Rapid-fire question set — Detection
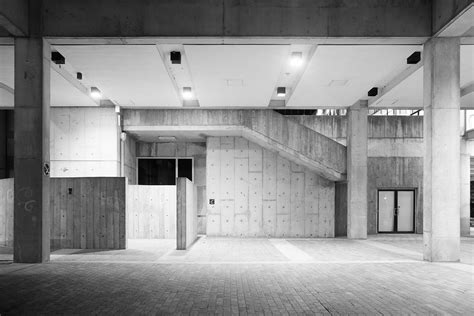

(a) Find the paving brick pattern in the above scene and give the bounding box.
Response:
[0,236,473,315]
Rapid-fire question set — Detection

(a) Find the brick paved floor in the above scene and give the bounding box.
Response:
[0,235,473,315]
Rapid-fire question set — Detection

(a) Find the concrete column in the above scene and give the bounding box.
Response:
[423,37,460,262]
[460,138,470,237]
[347,100,368,239]
[13,38,51,263]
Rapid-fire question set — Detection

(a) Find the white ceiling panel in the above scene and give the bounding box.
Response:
[287,45,421,108]
[377,45,474,108]
[184,45,288,107]
[50,70,98,107]
[0,46,14,88]
[56,45,181,107]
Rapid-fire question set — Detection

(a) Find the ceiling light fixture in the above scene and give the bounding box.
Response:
[170,51,181,64]
[182,87,193,100]
[90,87,102,99]
[76,72,83,80]
[277,87,286,97]
[407,51,421,64]
[51,51,65,65]
[290,52,303,67]
[368,87,378,97]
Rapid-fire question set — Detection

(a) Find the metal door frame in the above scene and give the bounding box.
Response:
[377,189,416,233]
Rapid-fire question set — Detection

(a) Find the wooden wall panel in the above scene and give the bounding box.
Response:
[50,177,126,250]
[0,178,13,247]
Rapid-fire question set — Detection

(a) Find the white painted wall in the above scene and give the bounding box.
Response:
[50,107,120,177]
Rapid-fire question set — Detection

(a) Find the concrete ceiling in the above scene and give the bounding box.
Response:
[0,43,473,109]
[287,45,421,108]
[377,45,474,108]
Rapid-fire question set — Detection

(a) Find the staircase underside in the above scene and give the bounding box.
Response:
[123,110,347,181]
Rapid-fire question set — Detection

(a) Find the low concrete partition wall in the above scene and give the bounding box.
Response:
[177,178,197,250]
[0,178,14,247]
[126,185,176,239]
[50,177,126,250]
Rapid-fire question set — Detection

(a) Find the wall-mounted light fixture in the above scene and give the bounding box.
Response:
[290,52,303,67]
[182,87,193,100]
[90,87,102,99]
[277,87,286,97]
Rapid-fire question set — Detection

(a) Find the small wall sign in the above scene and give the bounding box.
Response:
[209,199,215,205]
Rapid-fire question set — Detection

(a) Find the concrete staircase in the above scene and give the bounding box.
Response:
[123,109,347,181]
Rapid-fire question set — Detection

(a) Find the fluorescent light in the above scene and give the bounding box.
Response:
[90,87,102,99]
[277,87,286,97]
[290,52,303,67]
[182,87,193,100]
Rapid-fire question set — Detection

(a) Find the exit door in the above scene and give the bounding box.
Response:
[378,190,415,233]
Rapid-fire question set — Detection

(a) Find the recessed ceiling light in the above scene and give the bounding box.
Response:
[328,80,349,87]
[368,87,378,97]
[290,52,303,67]
[277,87,286,97]
[158,136,176,141]
[51,51,65,65]
[182,87,193,100]
[90,87,102,99]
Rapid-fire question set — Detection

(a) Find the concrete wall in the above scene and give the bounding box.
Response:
[177,178,198,250]
[39,0,432,38]
[207,136,334,238]
[137,142,207,234]
[123,134,137,184]
[291,115,424,234]
[0,178,13,247]
[50,107,120,178]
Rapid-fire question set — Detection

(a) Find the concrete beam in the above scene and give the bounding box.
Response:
[461,82,474,97]
[368,61,423,107]
[0,0,28,36]
[38,0,431,38]
[433,0,473,36]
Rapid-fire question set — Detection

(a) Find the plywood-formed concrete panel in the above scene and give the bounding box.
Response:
[206,214,221,236]
[319,178,335,237]
[234,214,249,237]
[235,137,249,158]
[220,200,235,236]
[207,137,220,214]
[249,142,263,172]
[305,214,319,237]
[263,149,277,200]
[220,144,235,200]
[263,200,276,236]
[235,158,249,214]
[290,172,305,237]
[248,171,263,236]
[275,214,290,237]
[277,156,291,215]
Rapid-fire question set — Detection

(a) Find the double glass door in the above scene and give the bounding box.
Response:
[378,190,415,233]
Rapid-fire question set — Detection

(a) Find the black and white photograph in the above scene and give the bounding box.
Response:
[0,0,473,314]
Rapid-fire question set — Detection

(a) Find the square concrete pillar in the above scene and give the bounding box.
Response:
[423,38,461,262]
[460,138,470,237]
[347,100,368,239]
[13,38,51,263]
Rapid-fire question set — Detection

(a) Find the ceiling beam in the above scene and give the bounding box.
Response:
[461,82,474,97]
[367,61,423,107]
[0,82,14,95]
[0,0,28,37]
[49,61,100,106]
